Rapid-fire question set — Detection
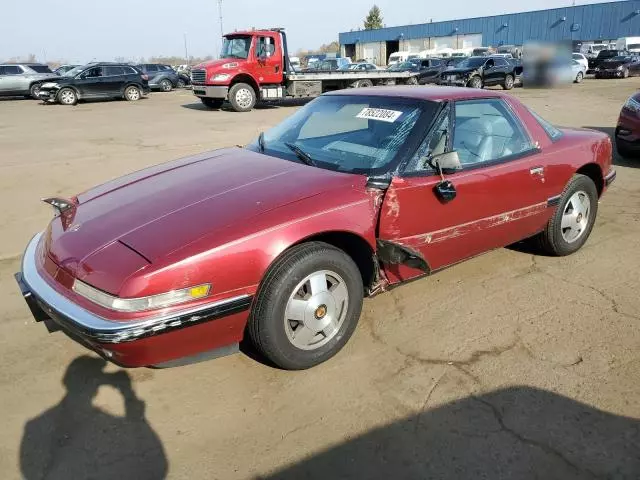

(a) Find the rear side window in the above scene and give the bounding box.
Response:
[123,66,139,75]
[528,109,563,141]
[494,58,509,67]
[146,65,158,72]
[104,66,125,76]
[3,65,23,75]
[28,65,53,73]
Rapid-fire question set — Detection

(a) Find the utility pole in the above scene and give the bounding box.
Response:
[183,33,189,65]
[218,0,224,38]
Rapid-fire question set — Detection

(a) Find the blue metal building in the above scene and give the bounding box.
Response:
[339,0,640,63]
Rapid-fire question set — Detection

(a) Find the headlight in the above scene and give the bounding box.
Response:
[210,73,231,82]
[595,67,600,71]
[73,280,211,312]
[617,65,624,71]
[623,96,640,113]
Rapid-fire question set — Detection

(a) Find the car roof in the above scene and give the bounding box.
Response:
[327,86,511,102]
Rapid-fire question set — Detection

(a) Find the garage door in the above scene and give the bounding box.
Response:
[459,34,483,48]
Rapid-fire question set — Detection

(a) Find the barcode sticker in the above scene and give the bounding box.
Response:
[356,107,403,123]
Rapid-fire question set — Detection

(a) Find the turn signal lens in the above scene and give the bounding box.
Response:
[72,281,212,312]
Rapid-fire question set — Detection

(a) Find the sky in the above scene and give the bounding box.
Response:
[2,0,620,63]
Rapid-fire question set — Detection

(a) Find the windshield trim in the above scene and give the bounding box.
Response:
[246,94,441,177]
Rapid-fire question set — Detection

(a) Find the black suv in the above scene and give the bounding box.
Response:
[38,63,150,105]
[135,64,180,92]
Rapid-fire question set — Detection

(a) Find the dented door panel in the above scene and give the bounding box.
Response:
[377,158,556,282]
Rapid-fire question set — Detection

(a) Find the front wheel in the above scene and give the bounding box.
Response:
[503,74,514,90]
[30,82,42,99]
[177,78,186,88]
[537,174,598,256]
[575,72,584,83]
[228,82,256,112]
[247,242,364,370]
[201,98,224,109]
[124,85,141,101]
[57,88,77,105]
[468,76,483,89]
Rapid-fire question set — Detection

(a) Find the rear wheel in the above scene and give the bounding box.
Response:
[30,82,43,99]
[177,78,186,88]
[247,242,364,370]
[537,174,598,256]
[503,74,514,90]
[57,88,77,105]
[160,79,172,92]
[124,85,141,101]
[357,79,374,88]
[228,82,256,112]
[201,98,224,109]
[406,76,418,85]
[468,76,483,89]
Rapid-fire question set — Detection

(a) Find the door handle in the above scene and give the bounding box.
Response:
[530,167,544,175]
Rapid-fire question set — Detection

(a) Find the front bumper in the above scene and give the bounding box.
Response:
[15,233,251,367]
[439,76,467,86]
[595,69,625,78]
[37,89,58,101]
[192,85,229,99]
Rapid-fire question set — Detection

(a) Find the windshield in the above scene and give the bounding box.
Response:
[629,44,640,50]
[28,65,52,73]
[249,95,436,175]
[220,36,252,59]
[456,57,487,69]
[63,65,90,77]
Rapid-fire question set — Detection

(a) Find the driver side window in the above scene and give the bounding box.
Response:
[404,107,450,174]
[84,67,103,78]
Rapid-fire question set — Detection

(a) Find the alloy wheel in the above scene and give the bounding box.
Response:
[561,190,591,243]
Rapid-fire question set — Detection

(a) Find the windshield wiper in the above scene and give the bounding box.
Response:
[258,132,265,152]
[284,142,316,167]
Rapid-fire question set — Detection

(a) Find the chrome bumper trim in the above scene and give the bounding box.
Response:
[604,168,616,187]
[20,232,251,343]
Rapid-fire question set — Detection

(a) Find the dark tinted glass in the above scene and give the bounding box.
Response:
[146,65,158,72]
[29,65,53,73]
[4,65,22,74]
[104,66,125,76]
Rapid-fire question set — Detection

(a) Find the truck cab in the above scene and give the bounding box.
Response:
[191,29,288,111]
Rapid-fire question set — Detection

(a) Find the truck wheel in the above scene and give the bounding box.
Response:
[201,98,223,109]
[468,76,482,89]
[357,79,374,88]
[406,77,418,85]
[247,242,364,370]
[503,74,514,90]
[536,174,598,256]
[228,83,256,112]
[160,79,172,92]
[30,82,43,99]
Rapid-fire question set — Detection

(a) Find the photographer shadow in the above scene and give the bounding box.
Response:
[20,356,168,480]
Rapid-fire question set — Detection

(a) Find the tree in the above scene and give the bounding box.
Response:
[364,5,383,30]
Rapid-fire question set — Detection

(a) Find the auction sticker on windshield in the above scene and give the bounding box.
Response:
[356,108,403,123]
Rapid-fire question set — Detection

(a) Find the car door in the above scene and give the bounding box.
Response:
[480,58,498,84]
[75,66,105,96]
[145,64,159,84]
[377,98,557,283]
[0,65,25,93]
[102,66,125,95]
[255,34,283,83]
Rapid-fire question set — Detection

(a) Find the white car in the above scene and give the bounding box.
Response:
[572,53,588,71]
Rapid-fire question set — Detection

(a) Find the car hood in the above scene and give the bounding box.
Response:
[44,148,365,291]
[40,76,77,87]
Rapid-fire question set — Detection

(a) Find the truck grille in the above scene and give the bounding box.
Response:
[191,69,206,84]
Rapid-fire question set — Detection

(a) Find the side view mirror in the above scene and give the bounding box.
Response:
[431,151,461,204]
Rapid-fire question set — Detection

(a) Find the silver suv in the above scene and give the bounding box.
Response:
[0,64,60,98]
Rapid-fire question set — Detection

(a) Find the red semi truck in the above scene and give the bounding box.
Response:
[190,28,420,112]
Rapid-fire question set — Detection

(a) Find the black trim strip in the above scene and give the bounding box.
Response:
[605,169,616,187]
[547,195,562,207]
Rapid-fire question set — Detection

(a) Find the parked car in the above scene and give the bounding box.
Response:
[135,64,180,92]
[588,49,625,73]
[37,63,150,105]
[571,60,587,83]
[304,58,352,72]
[615,92,640,157]
[54,64,81,76]
[439,56,521,89]
[386,59,444,84]
[571,53,588,71]
[594,55,640,78]
[0,63,59,98]
[338,62,379,71]
[15,86,615,370]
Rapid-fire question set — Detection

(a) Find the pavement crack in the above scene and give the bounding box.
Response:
[414,368,448,433]
[472,396,604,479]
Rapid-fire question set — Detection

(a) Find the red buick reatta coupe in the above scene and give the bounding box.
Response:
[16,87,615,370]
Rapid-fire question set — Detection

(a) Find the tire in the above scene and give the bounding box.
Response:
[57,87,77,105]
[575,72,584,83]
[503,74,514,90]
[406,76,418,85]
[537,174,598,256]
[201,98,224,109]
[160,79,172,92]
[247,242,364,370]
[30,82,42,99]
[623,68,629,78]
[228,82,256,112]
[124,85,141,101]
[177,78,186,88]
[357,79,374,88]
[468,76,483,89]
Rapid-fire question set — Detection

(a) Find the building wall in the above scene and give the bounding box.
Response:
[340,0,640,52]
